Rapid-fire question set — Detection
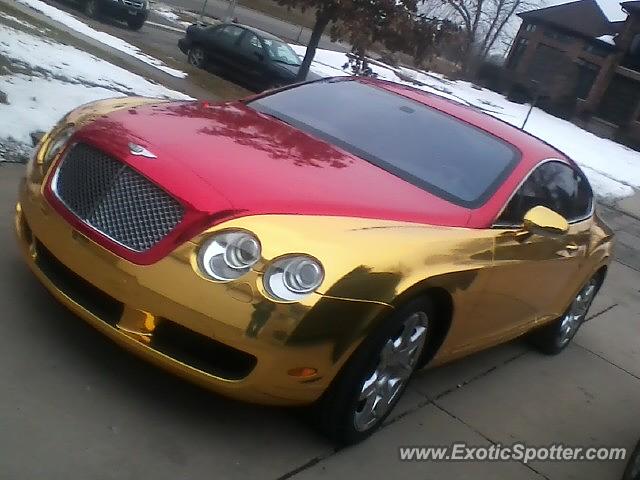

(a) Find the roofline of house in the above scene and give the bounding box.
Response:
[517,17,620,47]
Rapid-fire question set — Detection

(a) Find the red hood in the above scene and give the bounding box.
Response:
[76,101,471,230]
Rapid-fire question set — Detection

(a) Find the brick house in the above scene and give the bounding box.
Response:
[506,0,640,144]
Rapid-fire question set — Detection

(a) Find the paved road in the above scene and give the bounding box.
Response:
[1,161,639,479]
[3,0,249,101]
[9,0,344,99]
[157,0,348,51]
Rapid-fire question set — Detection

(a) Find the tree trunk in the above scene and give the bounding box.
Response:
[479,0,505,59]
[481,1,520,59]
[296,9,332,82]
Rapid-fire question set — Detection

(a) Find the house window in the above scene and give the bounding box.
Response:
[575,59,600,100]
[508,38,529,69]
[584,43,610,57]
[543,29,574,44]
[524,23,537,33]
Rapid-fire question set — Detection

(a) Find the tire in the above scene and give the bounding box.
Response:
[623,439,640,480]
[84,0,99,18]
[528,274,601,355]
[313,297,434,445]
[188,46,207,69]
[127,16,145,30]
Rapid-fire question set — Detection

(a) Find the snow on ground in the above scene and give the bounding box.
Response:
[153,3,193,28]
[0,22,190,159]
[14,0,187,78]
[294,45,638,200]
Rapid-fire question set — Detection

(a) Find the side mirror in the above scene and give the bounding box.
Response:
[522,206,569,235]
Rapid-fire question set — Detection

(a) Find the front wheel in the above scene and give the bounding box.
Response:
[528,275,601,355]
[127,16,145,30]
[313,298,433,445]
[84,0,99,18]
[188,46,207,69]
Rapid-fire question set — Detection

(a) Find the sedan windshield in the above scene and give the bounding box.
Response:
[263,39,301,66]
[247,80,519,207]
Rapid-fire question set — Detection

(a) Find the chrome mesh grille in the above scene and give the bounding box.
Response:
[123,0,144,8]
[53,143,184,252]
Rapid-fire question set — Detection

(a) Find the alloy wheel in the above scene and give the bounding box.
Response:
[353,311,429,432]
[558,278,598,346]
[188,48,206,68]
[85,0,97,18]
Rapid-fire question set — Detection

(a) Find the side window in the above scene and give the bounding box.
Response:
[239,33,263,56]
[217,26,244,46]
[497,161,593,226]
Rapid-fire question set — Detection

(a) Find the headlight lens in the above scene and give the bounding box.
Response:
[42,125,75,167]
[197,231,261,281]
[264,255,324,301]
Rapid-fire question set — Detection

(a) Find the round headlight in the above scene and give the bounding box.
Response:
[42,125,75,166]
[197,231,261,281]
[264,255,324,301]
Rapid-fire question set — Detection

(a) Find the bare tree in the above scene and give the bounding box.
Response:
[427,0,539,68]
[478,0,538,59]
[442,0,486,53]
[276,0,418,81]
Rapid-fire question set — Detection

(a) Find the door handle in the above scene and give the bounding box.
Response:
[557,243,581,257]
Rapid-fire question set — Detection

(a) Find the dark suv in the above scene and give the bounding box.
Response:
[81,0,148,30]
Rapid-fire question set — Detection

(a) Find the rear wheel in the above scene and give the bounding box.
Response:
[188,46,207,69]
[84,0,99,18]
[528,275,600,355]
[127,16,145,30]
[313,297,433,445]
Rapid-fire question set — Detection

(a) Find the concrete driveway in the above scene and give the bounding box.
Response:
[1,161,639,480]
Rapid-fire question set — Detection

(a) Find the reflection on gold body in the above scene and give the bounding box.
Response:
[15,98,613,406]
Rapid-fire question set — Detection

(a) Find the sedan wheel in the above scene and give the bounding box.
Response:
[557,278,598,347]
[354,312,428,431]
[529,275,601,355]
[84,0,98,18]
[188,47,206,68]
[313,298,433,445]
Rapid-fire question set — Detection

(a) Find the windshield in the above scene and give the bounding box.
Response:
[247,80,519,207]
[263,39,301,66]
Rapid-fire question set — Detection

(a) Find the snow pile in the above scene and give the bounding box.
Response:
[153,4,193,28]
[0,23,190,159]
[14,0,188,78]
[293,45,638,200]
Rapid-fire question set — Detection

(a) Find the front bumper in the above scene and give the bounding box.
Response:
[99,0,147,19]
[16,177,390,406]
[178,38,191,55]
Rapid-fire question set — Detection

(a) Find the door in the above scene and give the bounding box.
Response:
[236,32,269,87]
[475,160,594,345]
[207,24,245,71]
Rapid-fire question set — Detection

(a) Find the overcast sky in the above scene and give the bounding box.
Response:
[544,0,626,21]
